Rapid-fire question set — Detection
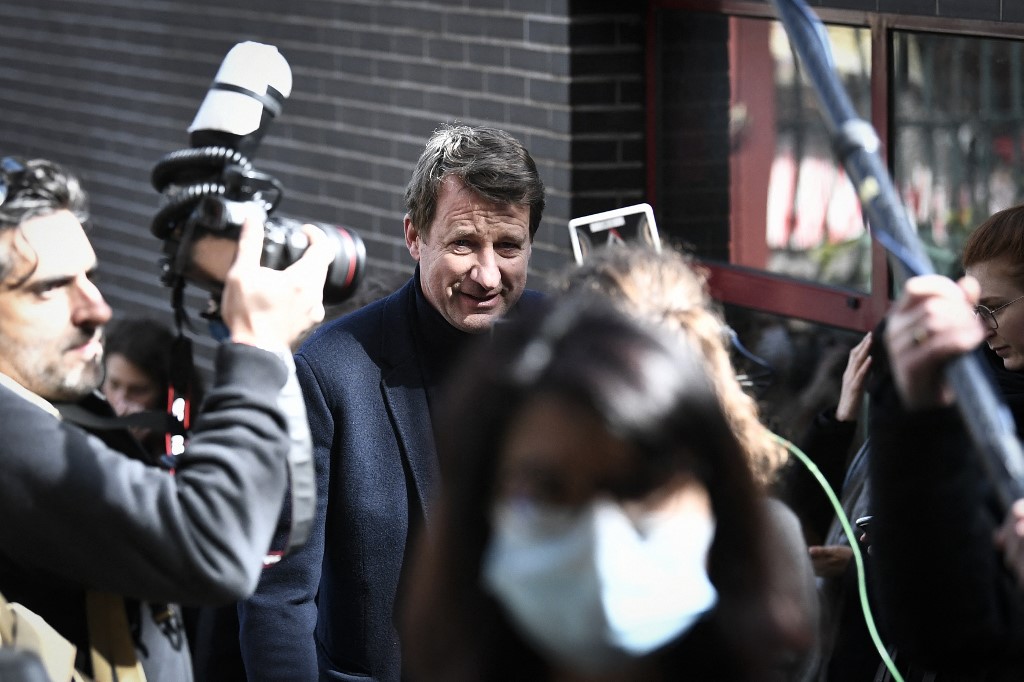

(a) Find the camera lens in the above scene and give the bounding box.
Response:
[321,225,366,304]
[267,218,366,304]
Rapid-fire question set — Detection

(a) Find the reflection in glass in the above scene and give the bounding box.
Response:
[762,22,872,292]
[724,304,865,443]
[893,32,1024,278]
[656,13,872,292]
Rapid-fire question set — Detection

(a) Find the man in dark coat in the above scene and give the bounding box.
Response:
[238,124,546,681]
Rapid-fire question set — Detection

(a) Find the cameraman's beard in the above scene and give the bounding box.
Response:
[49,357,105,401]
[13,329,105,402]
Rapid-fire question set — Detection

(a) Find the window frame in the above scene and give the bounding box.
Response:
[647,0,1024,332]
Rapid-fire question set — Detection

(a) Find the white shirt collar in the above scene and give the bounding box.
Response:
[0,372,62,419]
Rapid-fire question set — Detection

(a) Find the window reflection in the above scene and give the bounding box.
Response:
[763,22,871,292]
[725,304,865,443]
[893,32,1024,278]
[656,13,873,292]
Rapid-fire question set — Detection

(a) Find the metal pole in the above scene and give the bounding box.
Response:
[769,0,1024,508]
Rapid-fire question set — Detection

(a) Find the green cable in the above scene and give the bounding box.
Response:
[772,433,904,682]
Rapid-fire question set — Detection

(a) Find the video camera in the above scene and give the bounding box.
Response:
[150,41,365,308]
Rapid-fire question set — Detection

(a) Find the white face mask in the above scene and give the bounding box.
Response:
[482,496,718,674]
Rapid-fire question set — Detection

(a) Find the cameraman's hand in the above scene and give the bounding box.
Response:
[221,216,333,351]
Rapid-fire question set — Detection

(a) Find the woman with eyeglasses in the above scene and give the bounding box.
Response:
[867,204,1024,678]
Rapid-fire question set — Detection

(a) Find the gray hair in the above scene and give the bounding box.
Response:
[405,124,545,239]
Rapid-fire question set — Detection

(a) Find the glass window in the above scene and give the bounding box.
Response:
[893,32,1024,278]
[656,12,872,292]
[724,304,867,442]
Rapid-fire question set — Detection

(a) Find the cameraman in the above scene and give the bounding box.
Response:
[0,157,331,680]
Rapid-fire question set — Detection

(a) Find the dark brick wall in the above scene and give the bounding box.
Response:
[656,10,732,259]
[2,0,1021,368]
[0,1,636,369]
[568,3,647,220]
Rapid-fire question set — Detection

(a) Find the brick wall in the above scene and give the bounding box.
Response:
[656,10,731,260]
[2,0,1020,370]
[567,3,646,220]
[0,0,636,370]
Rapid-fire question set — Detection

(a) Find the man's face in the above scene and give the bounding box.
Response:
[0,209,112,400]
[405,177,532,334]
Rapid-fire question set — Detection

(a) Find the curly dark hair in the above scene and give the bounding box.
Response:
[104,317,207,411]
[0,158,89,284]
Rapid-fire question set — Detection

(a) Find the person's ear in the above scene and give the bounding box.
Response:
[404,215,421,261]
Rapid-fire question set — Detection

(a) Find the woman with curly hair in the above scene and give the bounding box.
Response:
[559,244,787,486]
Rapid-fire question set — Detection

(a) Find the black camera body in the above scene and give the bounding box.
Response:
[150,41,365,306]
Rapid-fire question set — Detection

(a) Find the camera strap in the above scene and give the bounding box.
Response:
[165,333,196,458]
[53,392,180,466]
[171,285,315,558]
[207,82,283,118]
[54,403,185,434]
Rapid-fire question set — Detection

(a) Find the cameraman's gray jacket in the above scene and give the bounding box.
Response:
[0,343,296,681]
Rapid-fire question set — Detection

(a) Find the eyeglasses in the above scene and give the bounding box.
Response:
[974,294,1024,330]
[0,156,27,208]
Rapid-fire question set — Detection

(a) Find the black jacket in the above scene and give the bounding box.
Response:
[0,343,294,681]
[868,339,1024,679]
[239,277,544,682]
